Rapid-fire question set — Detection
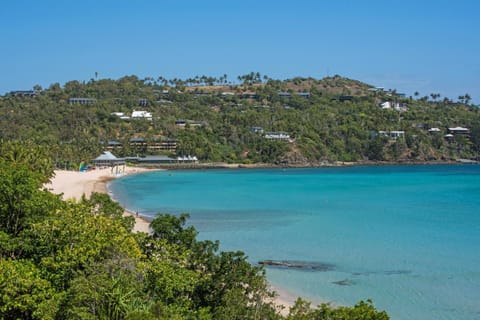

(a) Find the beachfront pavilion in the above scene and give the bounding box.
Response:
[92,151,126,174]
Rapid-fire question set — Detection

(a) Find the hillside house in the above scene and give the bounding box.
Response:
[111,112,130,120]
[131,110,152,120]
[250,127,264,134]
[379,130,405,140]
[367,87,385,93]
[330,95,354,102]
[138,98,148,107]
[239,92,258,99]
[175,119,205,128]
[265,131,291,141]
[175,119,186,127]
[9,90,38,97]
[380,101,407,112]
[69,98,96,104]
[448,127,469,135]
[278,91,311,99]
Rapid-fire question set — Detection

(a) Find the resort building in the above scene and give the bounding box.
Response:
[9,90,38,97]
[278,92,311,99]
[448,127,469,135]
[264,131,291,141]
[147,138,178,153]
[331,95,354,102]
[129,137,146,152]
[379,101,408,112]
[69,97,97,104]
[126,155,177,164]
[428,128,441,134]
[138,98,148,107]
[239,92,258,99]
[339,95,353,102]
[250,127,264,134]
[111,112,131,120]
[378,130,405,140]
[131,110,152,120]
[92,151,126,168]
[175,119,205,128]
[125,155,198,164]
[177,155,198,163]
[175,119,186,127]
[106,140,122,150]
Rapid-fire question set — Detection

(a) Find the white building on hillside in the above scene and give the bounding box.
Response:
[111,112,131,120]
[380,101,407,112]
[264,131,291,141]
[131,110,152,120]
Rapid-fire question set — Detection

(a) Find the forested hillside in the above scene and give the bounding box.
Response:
[1,74,478,168]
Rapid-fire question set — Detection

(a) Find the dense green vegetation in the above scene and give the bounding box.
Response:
[1,74,478,168]
[0,142,389,319]
[1,74,477,318]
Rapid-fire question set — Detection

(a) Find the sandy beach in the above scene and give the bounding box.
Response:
[45,165,298,312]
[45,166,154,233]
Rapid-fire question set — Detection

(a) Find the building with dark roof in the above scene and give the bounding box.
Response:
[69,97,97,104]
[92,151,125,167]
[9,90,38,97]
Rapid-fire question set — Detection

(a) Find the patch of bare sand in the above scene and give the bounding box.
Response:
[45,167,159,233]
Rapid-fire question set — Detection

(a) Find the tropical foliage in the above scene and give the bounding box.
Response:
[1,75,478,168]
[0,146,389,319]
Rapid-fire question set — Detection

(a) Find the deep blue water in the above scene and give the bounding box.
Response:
[108,165,480,320]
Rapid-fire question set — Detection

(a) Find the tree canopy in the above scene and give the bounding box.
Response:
[1,75,478,168]
[0,145,390,319]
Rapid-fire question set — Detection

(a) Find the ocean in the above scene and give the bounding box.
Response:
[108,165,480,320]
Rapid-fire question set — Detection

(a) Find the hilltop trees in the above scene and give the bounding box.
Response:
[0,75,478,165]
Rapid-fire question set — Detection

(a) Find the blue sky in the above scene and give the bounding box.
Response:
[1,0,479,102]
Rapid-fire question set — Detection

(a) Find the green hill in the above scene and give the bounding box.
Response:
[1,74,478,167]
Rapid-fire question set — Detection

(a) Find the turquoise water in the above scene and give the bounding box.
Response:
[108,165,480,320]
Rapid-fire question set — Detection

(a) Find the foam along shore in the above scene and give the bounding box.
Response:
[44,166,155,233]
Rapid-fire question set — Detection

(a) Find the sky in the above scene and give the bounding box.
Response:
[1,0,479,103]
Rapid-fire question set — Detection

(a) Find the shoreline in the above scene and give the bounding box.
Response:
[137,158,470,171]
[44,165,302,312]
[46,161,472,314]
[45,166,159,233]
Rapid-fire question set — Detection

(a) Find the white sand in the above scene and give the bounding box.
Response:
[45,167,154,233]
[45,166,299,311]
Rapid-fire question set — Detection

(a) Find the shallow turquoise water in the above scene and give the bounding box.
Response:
[108,165,480,319]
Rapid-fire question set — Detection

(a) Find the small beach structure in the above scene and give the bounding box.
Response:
[92,151,126,174]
